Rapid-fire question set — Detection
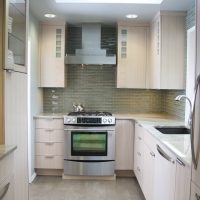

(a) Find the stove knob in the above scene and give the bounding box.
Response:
[103,118,107,123]
[108,118,112,123]
[67,119,72,123]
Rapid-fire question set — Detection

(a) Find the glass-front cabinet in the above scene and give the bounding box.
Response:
[5,0,27,73]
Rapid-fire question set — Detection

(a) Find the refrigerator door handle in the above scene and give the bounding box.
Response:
[191,74,200,169]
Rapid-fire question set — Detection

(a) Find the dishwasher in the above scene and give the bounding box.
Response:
[154,144,176,200]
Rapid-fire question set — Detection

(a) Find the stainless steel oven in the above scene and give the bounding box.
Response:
[63,113,116,176]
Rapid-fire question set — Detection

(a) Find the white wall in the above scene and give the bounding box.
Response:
[28,12,43,182]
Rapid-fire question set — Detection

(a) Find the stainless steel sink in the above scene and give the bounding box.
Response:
[154,126,191,135]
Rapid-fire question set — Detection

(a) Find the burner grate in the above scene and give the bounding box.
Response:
[68,111,112,116]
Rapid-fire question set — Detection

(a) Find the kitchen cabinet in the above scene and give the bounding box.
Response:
[40,23,65,88]
[35,118,64,170]
[117,22,149,88]
[0,151,15,200]
[174,158,191,200]
[134,122,144,188]
[4,71,28,200]
[154,143,176,200]
[115,119,134,170]
[4,0,27,73]
[134,122,156,200]
[190,182,200,200]
[149,11,186,89]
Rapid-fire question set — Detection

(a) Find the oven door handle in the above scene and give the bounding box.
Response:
[64,129,115,132]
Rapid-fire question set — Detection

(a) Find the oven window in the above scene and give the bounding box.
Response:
[71,132,107,156]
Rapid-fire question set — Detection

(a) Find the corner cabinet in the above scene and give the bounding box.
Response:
[149,11,186,89]
[4,0,27,73]
[117,23,149,89]
[40,23,65,88]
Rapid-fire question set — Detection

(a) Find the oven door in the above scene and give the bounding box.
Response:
[64,127,115,161]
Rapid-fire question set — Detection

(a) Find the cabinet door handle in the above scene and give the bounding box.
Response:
[195,193,200,200]
[137,152,141,156]
[176,158,185,167]
[0,182,10,200]
[137,167,141,172]
[157,145,175,164]
[138,137,142,140]
[150,151,155,157]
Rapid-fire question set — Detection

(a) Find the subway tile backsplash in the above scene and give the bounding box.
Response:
[43,65,185,118]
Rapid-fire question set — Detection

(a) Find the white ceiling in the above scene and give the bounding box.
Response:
[29,0,194,24]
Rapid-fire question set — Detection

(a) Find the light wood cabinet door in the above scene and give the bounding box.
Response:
[149,12,186,89]
[40,23,65,88]
[143,143,155,200]
[154,143,176,200]
[174,159,191,200]
[117,24,148,89]
[115,119,134,170]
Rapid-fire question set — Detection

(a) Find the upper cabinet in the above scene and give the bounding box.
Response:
[4,0,27,73]
[148,11,186,89]
[40,23,65,88]
[117,22,149,89]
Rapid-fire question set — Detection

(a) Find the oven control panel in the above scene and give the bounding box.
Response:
[64,116,115,125]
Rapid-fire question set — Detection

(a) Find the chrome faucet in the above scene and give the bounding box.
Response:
[175,95,193,127]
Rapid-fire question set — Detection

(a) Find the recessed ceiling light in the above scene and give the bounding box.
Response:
[55,0,163,4]
[126,14,138,19]
[44,13,56,18]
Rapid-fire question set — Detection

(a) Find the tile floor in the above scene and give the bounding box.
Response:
[29,176,145,200]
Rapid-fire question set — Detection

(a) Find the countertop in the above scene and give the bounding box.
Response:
[35,112,190,165]
[0,145,17,160]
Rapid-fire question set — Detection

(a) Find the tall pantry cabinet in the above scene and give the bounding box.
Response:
[149,11,186,89]
[3,0,29,199]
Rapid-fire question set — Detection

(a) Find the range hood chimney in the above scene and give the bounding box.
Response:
[65,24,116,65]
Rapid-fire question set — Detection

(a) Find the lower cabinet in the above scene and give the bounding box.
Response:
[115,119,134,170]
[0,151,15,200]
[134,122,191,200]
[35,117,64,170]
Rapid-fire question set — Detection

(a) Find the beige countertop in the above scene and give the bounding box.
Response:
[35,112,190,165]
[0,145,17,160]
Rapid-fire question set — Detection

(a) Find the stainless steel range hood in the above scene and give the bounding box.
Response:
[65,24,116,65]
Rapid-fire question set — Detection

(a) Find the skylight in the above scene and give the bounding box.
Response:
[55,0,163,4]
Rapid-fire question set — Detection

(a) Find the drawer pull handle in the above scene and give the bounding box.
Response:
[137,152,141,156]
[45,155,54,158]
[0,182,10,199]
[46,142,55,145]
[196,193,200,200]
[176,158,185,167]
[150,151,155,157]
[46,129,54,132]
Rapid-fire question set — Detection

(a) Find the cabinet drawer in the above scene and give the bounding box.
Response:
[35,156,64,169]
[135,123,144,140]
[35,118,64,129]
[35,143,64,156]
[191,182,200,200]
[35,129,64,142]
[143,129,157,153]
[0,175,14,200]
[134,156,143,188]
[0,153,14,184]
